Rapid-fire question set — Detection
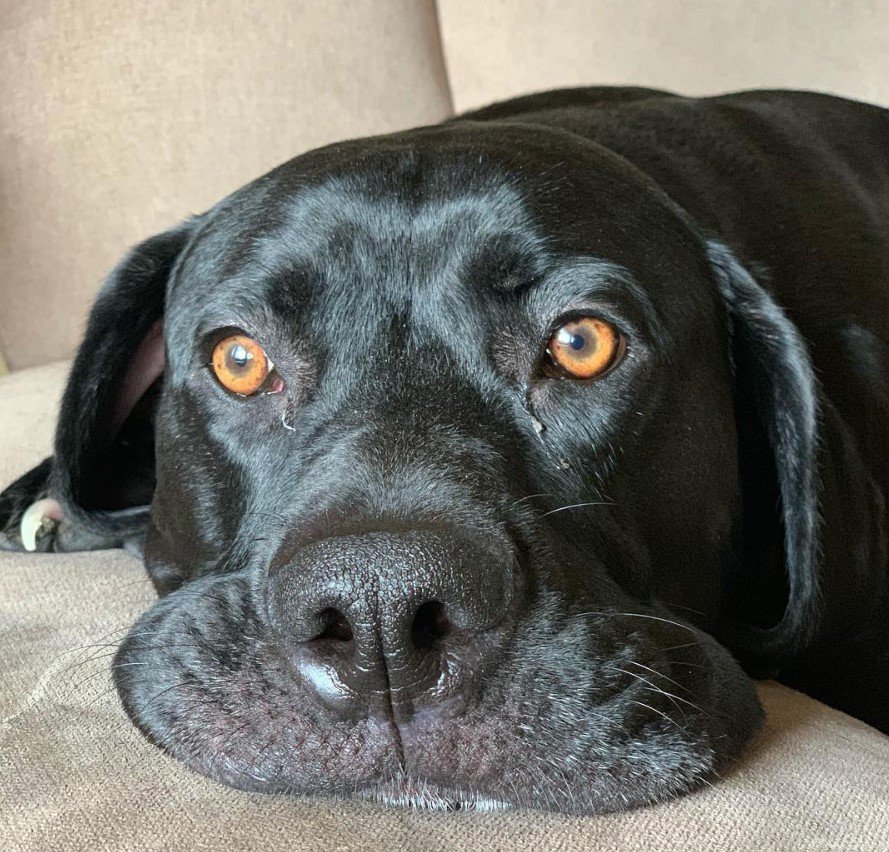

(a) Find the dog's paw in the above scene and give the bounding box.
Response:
[0,458,55,552]
[0,456,143,554]
[17,497,65,551]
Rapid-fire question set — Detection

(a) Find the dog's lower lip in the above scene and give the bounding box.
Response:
[357,778,512,812]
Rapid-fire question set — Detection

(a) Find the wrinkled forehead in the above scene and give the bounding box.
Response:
[268,170,545,268]
[254,172,549,315]
[198,161,543,269]
[165,162,553,358]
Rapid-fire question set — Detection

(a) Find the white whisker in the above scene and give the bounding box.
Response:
[540,501,614,517]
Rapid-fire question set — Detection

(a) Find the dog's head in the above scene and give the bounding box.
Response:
[2,121,827,813]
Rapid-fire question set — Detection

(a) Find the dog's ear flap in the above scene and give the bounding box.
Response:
[707,240,822,667]
[0,219,199,554]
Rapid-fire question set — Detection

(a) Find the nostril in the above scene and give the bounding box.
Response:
[411,600,452,650]
[313,607,354,643]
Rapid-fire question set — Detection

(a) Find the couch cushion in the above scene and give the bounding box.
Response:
[0,1,452,371]
[438,0,889,112]
[2,364,888,850]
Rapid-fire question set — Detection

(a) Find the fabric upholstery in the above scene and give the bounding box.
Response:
[437,0,889,112]
[0,0,452,370]
[2,363,888,849]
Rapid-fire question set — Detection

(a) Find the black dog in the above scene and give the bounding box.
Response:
[2,87,887,814]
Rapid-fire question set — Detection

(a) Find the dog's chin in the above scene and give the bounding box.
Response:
[113,571,763,815]
[355,780,512,812]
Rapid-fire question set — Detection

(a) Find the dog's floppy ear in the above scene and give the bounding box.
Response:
[0,219,199,554]
[707,240,822,668]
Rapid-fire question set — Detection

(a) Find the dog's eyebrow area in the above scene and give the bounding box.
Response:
[521,259,668,346]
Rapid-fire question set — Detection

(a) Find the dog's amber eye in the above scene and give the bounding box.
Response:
[544,317,624,380]
[212,334,271,395]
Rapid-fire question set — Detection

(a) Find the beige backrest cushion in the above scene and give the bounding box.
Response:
[438,0,889,112]
[0,0,452,370]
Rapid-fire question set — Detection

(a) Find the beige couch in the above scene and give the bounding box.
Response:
[2,2,888,849]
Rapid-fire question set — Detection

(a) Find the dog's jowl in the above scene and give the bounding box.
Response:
[2,87,888,814]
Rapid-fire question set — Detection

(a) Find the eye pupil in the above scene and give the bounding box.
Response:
[229,344,251,369]
[561,330,587,351]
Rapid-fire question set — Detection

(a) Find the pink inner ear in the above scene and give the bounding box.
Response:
[110,319,166,437]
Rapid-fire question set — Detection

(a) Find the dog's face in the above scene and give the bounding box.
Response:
[3,122,825,813]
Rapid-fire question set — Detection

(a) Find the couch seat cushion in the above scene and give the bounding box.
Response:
[1,364,888,850]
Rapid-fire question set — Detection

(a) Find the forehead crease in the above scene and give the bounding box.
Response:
[265,175,540,275]
[249,174,545,344]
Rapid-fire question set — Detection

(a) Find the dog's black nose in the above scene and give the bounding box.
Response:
[266,528,514,719]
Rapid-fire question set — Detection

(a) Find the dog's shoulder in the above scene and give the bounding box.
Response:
[456,85,678,121]
[456,86,889,186]
[458,85,889,131]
